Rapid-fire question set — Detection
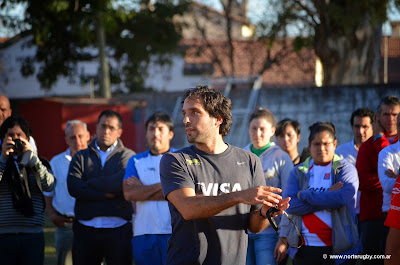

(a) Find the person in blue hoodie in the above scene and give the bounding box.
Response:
[281,122,359,265]
[243,107,293,265]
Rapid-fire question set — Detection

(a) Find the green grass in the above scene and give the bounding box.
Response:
[44,215,57,265]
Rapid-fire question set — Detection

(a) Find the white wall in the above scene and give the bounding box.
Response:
[0,36,211,98]
[0,36,98,99]
[144,55,211,92]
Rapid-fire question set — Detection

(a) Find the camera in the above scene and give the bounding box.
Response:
[12,138,24,154]
[267,204,280,215]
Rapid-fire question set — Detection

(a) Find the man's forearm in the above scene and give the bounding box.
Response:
[248,209,270,233]
[167,186,283,221]
[123,181,164,201]
[386,227,400,265]
[167,188,242,220]
[44,196,57,217]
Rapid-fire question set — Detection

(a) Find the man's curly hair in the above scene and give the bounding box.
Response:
[181,85,232,137]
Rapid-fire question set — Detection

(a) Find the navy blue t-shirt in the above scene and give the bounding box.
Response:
[160,144,265,265]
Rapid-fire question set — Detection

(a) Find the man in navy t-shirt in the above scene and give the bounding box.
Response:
[160,86,291,265]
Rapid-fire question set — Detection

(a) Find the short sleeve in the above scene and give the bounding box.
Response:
[252,156,266,187]
[160,153,195,199]
[123,156,139,180]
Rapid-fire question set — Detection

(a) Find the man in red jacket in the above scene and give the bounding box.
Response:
[356,95,400,265]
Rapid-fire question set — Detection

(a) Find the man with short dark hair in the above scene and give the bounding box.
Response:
[44,120,90,265]
[356,95,400,264]
[336,108,374,165]
[160,86,290,265]
[67,110,135,265]
[123,112,176,265]
[336,108,374,224]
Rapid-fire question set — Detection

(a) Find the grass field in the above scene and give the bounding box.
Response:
[44,216,57,265]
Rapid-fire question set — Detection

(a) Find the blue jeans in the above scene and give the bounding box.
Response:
[132,234,170,265]
[55,223,73,265]
[246,233,278,265]
[0,232,44,265]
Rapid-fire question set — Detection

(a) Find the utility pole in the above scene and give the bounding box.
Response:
[96,10,111,99]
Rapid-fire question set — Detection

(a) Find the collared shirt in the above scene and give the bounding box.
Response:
[336,139,360,213]
[80,140,127,228]
[336,139,358,166]
[43,149,75,216]
[95,140,118,167]
[378,141,400,212]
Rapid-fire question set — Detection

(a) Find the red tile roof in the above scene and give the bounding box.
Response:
[181,39,316,88]
[0,37,10,44]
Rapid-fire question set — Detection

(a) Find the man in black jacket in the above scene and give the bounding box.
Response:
[67,110,135,265]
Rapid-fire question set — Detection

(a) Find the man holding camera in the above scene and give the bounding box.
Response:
[0,116,55,265]
[44,120,90,265]
[356,95,400,264]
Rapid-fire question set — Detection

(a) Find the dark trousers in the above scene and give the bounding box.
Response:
[72,221,133,265]
[294,245,356,265]
[360,218,386,265]
[0,232,44,265]
[294,246,335,265]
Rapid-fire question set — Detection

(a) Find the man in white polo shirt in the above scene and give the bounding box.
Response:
[44,120,90,265]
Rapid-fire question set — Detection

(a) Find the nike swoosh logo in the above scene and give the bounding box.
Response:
[237,162,246,165]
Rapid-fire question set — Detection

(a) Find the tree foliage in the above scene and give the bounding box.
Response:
[263,0,389,85]
[0,0,189,93]
[190,0,312,86]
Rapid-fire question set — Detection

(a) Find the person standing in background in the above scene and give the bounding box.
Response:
[123,112,176,265]
[244,108,293,265]
[67,110,135,265]
[44,120,90,265]
[336,108,374,229]
[276,118,308,166]
[356,95,400,264]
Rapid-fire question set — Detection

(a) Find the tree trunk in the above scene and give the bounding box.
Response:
[96,11,111,99]
[315,15,382,85]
